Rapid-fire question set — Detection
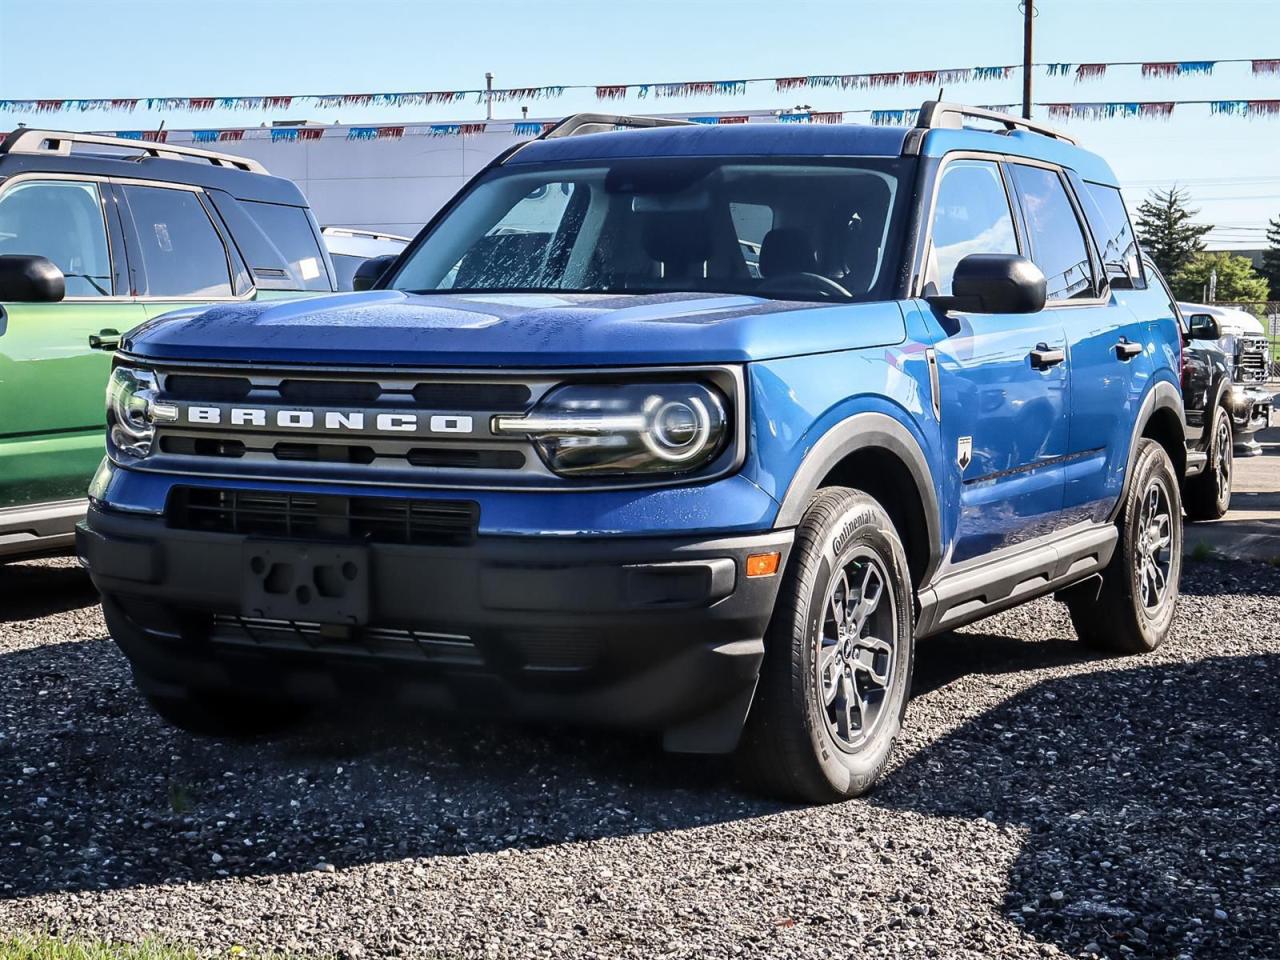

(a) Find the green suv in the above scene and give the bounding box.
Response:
[0,130,336,560]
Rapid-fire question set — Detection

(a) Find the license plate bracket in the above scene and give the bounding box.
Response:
[241,540,370,626]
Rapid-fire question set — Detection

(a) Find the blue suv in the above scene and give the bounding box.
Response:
[78,103,1186,801]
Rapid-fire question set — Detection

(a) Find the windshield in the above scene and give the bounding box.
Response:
[389,156,913,303]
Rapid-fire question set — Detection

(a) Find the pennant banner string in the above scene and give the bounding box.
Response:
[111,97,1280,146]
[3,57,1276,114]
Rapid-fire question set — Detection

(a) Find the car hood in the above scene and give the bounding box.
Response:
[123,290,907,367]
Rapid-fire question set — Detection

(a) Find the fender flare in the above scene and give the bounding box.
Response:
[1203,371,1235,446]
[773,412,943,583]
[1109,379,1185,522]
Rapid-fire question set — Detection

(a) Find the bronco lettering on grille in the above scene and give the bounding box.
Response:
[181,405,475,436]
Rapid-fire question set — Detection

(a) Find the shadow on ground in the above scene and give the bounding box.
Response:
[2,562,1275,958]
[876,647,1280,959]
[0,559,98,623]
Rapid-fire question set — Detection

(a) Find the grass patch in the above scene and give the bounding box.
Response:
[1189,541,1215,562]
[0,936,287,960]
[0,937,201,960]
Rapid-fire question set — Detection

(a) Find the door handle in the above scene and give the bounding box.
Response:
[1030,343,1066,370]
[1115,338,1142,360]
[89,328,121,351]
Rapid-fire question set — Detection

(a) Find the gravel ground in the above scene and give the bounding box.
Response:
[1,557,1277,960]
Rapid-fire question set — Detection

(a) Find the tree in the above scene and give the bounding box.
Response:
[1134,186,1212,277]
[1261,214,1280,301]
[1170,251,1271,304]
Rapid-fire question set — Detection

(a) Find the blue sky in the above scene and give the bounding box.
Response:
[2,0,1278,246]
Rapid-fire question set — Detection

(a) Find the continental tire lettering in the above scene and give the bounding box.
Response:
[832,511,876,555]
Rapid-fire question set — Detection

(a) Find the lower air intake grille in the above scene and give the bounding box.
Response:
[168,487,478,545]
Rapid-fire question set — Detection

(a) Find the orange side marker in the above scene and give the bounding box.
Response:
[745,552,781,578]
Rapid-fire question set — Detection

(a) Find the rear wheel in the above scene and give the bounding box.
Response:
[1184,406,1233,521]
[1068,439,1182,654]
[738,488,913,803]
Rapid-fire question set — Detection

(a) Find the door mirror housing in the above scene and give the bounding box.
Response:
[1187,313,1222,341]
[0,255,65,303]
[927,254,1047,315]
[352,255,397,292]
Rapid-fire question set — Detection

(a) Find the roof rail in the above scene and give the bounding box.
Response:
[538,113,694,139]
[913,100,1077,145]
[0,129,269,174]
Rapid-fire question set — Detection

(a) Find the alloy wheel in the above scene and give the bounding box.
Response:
[1136,478,1174,610]
[817,550,898,751]
[1215,418,1232,496]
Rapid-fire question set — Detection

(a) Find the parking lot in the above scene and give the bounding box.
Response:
[2,551,1276,960]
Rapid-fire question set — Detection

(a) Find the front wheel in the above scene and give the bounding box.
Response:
[1067,439,1182,654]
[738,488,914,803]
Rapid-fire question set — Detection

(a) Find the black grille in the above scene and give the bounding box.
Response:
[406,447,526,469]
[160,436,246,458]
[278,379,382,404]
[169,487,478,545]
[272,442,377,465]
[211,616,484,666]
[165,374,252,401]
[412,382,531,410]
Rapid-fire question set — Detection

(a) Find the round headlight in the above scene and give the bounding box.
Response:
[643,396,714,463]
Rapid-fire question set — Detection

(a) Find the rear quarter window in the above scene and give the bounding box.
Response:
[240,200,333,292]
[1078,181,1146,290]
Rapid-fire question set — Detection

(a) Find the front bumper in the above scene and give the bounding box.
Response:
[1227,384,1273,454]
[78,504,792,752]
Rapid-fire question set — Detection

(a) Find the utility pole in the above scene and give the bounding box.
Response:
[485,72,494,121]
[1022,1,1034,119]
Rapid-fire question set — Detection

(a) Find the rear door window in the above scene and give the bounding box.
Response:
[1008,164,1097,302]
[121,185,233,298]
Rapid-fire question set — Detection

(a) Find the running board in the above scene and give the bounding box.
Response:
[0,499,88,560]
[915,524,1118,637]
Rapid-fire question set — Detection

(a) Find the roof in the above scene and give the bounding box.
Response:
[0,149,308,205]
[507,122,915,164]
[505,115,1119,187]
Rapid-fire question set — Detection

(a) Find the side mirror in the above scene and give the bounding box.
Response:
[1187,313,1222,341]
[0,255,65,303]
[352,255,397,292]
[927,254,1047,315]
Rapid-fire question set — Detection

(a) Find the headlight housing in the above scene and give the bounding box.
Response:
[494,382,730,477]
[106,366,169,458]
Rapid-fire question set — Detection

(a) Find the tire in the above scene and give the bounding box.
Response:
[738,487,914,803]
[1067,439,1182,654]
[143,686,304,738]
[1183,406,1233,521]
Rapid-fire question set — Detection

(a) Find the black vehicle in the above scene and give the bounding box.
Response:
[1144,261,1235,520]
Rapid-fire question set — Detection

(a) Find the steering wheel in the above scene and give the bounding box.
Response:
[756,272,853,300]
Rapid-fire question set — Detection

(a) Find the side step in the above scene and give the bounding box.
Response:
[0,499,88,560]
[915,524,1118,637]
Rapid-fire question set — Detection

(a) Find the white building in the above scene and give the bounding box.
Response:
[150,110,801,237]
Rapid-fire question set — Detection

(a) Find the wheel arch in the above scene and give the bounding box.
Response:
[773,412,942,589]
[1111,379,1186,521]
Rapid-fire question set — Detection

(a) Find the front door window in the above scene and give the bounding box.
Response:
[0,179,112,297]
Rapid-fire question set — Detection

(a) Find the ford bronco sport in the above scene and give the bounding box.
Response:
[78,104,1186,801]
[0,130,335,561]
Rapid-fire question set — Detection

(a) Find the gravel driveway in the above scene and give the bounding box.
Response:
[1,557,1276,960]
